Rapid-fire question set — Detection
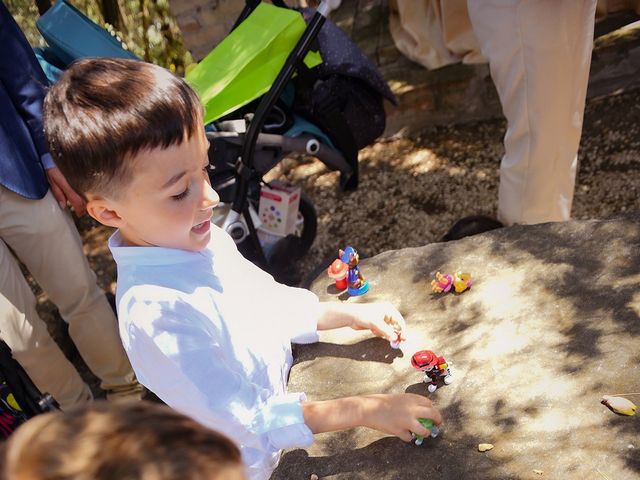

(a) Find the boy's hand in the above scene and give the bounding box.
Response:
[350,302,406,342]
[302,393,442,441]
[360,393,442,442]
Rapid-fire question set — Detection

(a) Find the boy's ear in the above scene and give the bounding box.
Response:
[86,197,124,229]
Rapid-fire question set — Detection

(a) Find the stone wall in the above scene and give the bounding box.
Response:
[168,0,243,62]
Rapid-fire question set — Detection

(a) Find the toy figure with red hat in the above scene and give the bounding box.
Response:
[411,350,453,393]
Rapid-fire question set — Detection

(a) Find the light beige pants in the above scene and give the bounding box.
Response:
[468,0,597,225]
[0,185,136,409]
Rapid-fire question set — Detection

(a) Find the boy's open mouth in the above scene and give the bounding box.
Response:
[191,220,211,235]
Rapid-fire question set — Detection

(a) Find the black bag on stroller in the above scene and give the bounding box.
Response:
[0,341,59,438]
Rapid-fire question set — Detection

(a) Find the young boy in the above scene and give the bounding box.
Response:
[4,401,245,480]
[43,59,442,480]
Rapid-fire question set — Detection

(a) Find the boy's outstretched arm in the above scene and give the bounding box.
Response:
[315,301,406,342]
[302,393,442,442]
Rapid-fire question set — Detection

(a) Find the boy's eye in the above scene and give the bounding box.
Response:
[172,187,189,201]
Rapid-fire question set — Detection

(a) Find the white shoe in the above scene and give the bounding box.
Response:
[427,384,437,393]
[443,375,453,385]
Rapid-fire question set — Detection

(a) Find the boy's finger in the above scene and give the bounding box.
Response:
[398,430,414,443]
[421,407,443,426]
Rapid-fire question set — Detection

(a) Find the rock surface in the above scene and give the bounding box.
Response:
[272,215,640,479]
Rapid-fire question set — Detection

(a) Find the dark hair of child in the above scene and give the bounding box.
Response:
[1,401,244,480]
[43,58,203,199]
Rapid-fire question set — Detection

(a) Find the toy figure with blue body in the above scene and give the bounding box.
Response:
[339,246,369,296]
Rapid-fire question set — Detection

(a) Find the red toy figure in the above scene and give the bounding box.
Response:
[327,259,348,290]
[411,350,453,393]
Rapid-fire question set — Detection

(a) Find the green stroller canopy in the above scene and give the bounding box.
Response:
[185,2,322,125]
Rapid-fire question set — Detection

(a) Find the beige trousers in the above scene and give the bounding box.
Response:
[0,185,136,409]
[468,0,597,225]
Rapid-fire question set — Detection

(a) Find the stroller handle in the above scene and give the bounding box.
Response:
[232,2,329,215]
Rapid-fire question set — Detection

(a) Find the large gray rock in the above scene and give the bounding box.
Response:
[272,215,640,480]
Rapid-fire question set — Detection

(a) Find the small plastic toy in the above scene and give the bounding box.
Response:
[452,271,472,293]
[431,272,453,293]
[327,259,349,291]
[431,271,472,294]
[383,314,403,349]
[339,246,369,296]
[411,350,453,393]
[414,417,440,445]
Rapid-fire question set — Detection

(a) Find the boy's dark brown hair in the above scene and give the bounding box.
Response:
[43,58,203,198]
[2,401,243,480]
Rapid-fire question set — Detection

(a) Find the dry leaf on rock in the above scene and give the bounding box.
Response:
[601,395,637,416]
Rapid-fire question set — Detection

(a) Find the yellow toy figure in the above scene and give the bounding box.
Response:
[452,272,472,293]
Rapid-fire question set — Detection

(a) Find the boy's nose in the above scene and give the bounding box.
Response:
[202,181,220,209]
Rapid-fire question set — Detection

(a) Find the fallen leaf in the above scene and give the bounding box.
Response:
[478,443,494,452]
[601,396,637,416]
[533,470,543,475]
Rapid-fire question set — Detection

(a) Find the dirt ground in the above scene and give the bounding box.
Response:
[34,87,640,394]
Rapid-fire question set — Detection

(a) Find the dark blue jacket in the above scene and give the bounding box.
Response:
[0,0,52,200]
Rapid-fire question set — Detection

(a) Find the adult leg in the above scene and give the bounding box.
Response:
[467,0,597,225]
[0,239,92,409]
[0,187,139,396]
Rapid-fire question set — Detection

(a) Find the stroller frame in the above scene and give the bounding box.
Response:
[209,0,354,276]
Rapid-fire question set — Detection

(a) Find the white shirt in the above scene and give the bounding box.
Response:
[109,224,319,480]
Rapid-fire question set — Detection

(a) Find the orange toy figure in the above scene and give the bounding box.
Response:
[411,350,453,393]
[327,259,349,291]
[452,272,472,293]
[431,272,453,293]
[384,314,403,349]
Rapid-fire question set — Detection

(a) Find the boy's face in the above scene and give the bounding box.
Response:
[92,128,219,252]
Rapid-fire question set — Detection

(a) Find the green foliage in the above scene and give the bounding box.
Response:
[5,0,193,75]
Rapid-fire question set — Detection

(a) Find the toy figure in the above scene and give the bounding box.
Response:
[413,417,440,445]
[339,246,369,296]
[452,271,472,293]
[327,259,348,291]
[411,350,453,393]
[384,314,403,349]
[431,272,453,293]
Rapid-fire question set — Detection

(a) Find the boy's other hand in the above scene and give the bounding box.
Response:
[351,302,406,342]
[361,393,442,442]
[46,167,87,215]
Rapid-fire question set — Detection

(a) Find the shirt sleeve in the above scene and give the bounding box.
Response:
[229,240,321,344]
[122,294,314,458]
[40,152,55,170]
[0,3,52,164]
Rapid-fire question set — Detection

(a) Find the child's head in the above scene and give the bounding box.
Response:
[44,58,219,251]
[2,401,245,480]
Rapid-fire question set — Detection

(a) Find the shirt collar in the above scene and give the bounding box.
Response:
[108,229,212,266]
